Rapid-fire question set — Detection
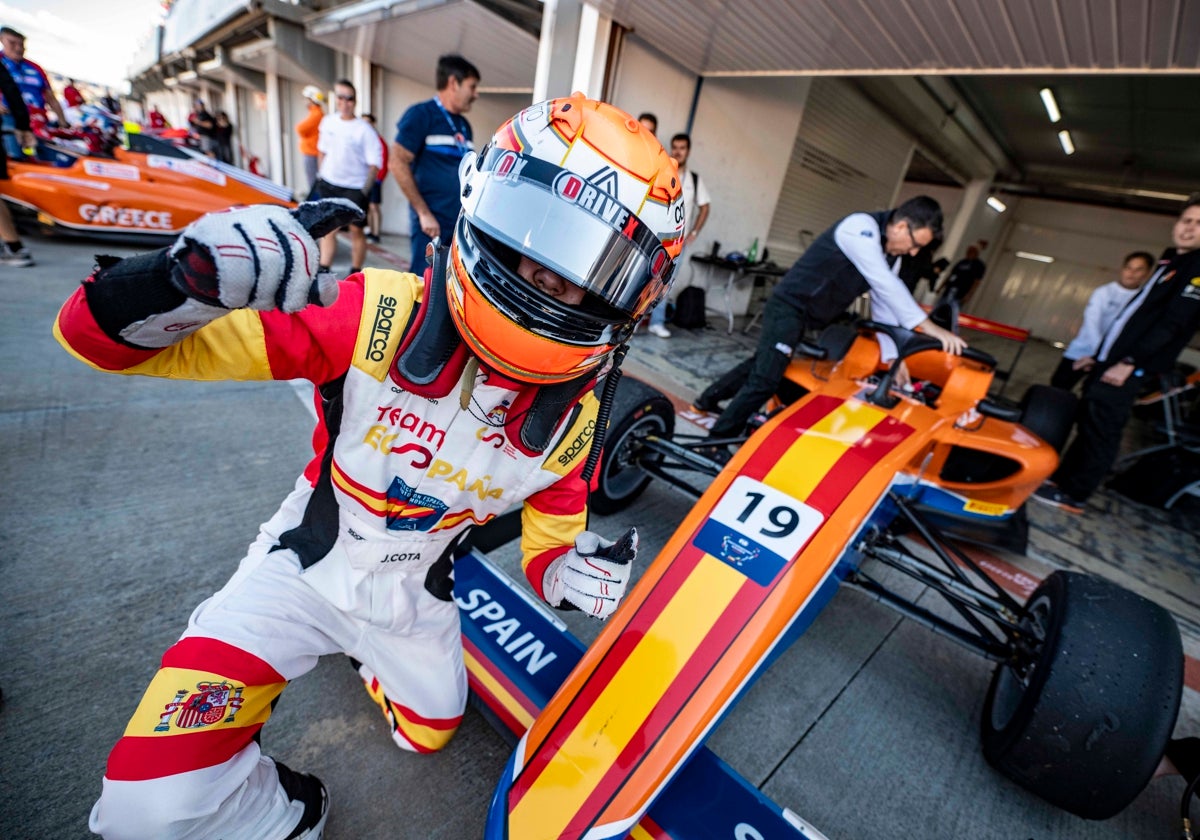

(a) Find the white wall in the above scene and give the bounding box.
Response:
[678,76,811,313]
[894,181,965,236]
[606,34,696,150]
[968,197,1172,341]
[766,78,911,269]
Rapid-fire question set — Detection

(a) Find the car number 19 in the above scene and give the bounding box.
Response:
[709,476,825,561]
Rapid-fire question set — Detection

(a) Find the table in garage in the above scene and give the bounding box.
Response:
[687,254,787,334]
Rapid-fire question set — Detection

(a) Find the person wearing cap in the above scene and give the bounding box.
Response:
[57,94,682,839]
[295,84,325,191]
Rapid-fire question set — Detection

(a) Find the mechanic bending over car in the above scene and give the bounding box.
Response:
[54,95,682,840]
[695,196,967,462]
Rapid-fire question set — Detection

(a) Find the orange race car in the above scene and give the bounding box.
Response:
[0,131,292,242]
[468,318,1184,838]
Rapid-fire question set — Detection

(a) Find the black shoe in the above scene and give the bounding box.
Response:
[691,397,719,413]
[1029,483,1084,514]
[275,759,329,839]
[1168,738,1200,786]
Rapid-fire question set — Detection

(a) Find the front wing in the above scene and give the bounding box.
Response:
[455,549,827,840]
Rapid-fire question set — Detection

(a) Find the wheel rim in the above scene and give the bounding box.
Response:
[599,413,667,502]
[990,593,1051,731]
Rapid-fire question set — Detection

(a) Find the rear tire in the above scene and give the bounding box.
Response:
[590,378,675,515]
[980,571,1183,820]
[1019,384,1077,453]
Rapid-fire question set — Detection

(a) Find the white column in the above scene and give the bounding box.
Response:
[941,177,992,261]
[570,3,612,99]
[353,55,371,116]
[265,70,284,185]
[224,77,239,166]
[535,0,611,102]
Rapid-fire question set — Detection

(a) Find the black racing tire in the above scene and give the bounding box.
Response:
[980,571,1183,820]
[589,378,675,515]
[1019,384,1077,454]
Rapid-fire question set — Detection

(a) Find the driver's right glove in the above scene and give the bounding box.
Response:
[169,204,334,312]
[543,528,638,620]
[84,199,363,349]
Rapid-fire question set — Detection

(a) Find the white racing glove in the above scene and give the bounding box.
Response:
[169,199,363,312]
[543,528,638,620]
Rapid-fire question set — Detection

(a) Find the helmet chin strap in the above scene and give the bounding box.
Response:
[459,356,480,410]
[394,239,460,388]
[581,343,630,484]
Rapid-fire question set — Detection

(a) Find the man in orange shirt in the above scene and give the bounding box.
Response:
[295,85,325,191]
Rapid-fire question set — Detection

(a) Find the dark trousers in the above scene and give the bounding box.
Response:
[708,298,806,439]
[697,358,754,409]
[1049,357,1087,391]
[1053,365,1145,501]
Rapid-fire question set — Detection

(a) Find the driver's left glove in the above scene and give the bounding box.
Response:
[543,528,638,620]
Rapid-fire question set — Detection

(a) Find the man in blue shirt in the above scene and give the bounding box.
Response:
[389,54,479,272]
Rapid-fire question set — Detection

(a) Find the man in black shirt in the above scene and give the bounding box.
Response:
[936,242,987,306]
[1033,195,1200,513]
[695,196,966,461]
[187,98,216,157]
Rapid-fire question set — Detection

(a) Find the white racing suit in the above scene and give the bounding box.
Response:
[55,265,600,839]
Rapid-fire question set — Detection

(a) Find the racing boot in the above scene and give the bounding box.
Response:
[274,759,329,839]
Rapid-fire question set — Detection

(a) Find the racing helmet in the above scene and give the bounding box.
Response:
[448,93,685,384]
[301,85,325,104]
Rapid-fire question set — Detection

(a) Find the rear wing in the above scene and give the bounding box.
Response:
[455,549,827,840]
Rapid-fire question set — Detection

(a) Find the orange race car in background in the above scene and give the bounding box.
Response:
[0,130,292,242]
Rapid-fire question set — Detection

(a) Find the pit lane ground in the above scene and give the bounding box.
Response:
[2,234,1197,839]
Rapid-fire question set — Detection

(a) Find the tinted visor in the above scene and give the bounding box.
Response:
[460,149,674,317]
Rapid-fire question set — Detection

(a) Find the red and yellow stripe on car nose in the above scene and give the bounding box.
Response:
[503,394,916,839]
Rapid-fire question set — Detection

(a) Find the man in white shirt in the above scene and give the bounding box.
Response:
[1049,251,1155,391]
[647,132,711,338]
[696,196,966,462]
[310,79,382,273]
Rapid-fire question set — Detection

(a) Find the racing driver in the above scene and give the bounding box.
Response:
[54,94,684,840]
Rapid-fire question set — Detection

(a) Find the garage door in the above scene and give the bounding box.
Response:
[767,78,915,266]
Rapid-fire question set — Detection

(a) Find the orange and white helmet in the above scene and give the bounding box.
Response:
[447,93,685,384]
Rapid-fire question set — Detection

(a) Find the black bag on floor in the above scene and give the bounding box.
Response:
[1107,446,1200,508]
[672,286,707,329]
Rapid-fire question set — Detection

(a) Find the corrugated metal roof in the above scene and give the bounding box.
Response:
[308,0,538,90]
[593,0,1200,75]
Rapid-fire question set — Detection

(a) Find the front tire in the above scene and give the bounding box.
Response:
[980,571,1183,820]
[589,378,675,515]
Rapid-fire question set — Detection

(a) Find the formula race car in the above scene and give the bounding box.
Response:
[460,319,1184,838]
[0,129,292,242]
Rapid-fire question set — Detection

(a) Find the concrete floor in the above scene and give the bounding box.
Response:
[2,232,1197,839]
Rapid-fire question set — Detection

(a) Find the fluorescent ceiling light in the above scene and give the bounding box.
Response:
[1039,87,1061,123]
[1016,251,1055,263]
[1058,129,1075,155]
[986,196,1007,213]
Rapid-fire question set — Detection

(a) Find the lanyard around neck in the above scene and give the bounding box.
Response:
[432,97,466,149]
